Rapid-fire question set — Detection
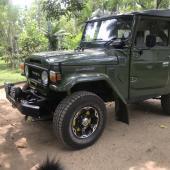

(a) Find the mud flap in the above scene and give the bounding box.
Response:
[115,98,129,124]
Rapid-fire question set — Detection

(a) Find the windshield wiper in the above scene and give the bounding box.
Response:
[104,37,117,47]
[92,38,103,41]
[104,37,129,48]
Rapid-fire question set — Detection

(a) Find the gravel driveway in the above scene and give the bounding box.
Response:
[0,87,170,170]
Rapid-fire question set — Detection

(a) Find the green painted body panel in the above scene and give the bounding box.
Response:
[52,49,129,103]
[25,12,170,104]
[130,47,170,99]
[129,15,170,101]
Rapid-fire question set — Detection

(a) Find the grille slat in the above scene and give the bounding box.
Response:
[29,67,42,83]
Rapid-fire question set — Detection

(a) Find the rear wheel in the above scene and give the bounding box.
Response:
[53,91,107,149]
[161,94,170,115]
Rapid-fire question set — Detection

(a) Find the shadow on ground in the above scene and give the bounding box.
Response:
[0,99,170,170]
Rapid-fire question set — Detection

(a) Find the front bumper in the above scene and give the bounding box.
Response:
[5,83,46,117]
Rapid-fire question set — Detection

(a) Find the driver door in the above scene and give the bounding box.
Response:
[130,17,170,100]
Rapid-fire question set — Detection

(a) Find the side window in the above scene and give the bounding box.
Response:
[155,21,169,46]
[135,18,169,48]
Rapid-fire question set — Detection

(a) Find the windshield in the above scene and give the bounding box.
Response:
[83,16,133,43]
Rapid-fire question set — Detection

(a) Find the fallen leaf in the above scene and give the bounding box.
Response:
[10,123,17,127]
[160,125,167,129]
[15,137,27,148]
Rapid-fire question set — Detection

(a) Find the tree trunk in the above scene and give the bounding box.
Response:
[156,0,162,9]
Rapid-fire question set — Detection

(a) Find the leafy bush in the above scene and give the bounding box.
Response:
[0,46,5,58]
[63,32,82,50]
[19,21,48,59]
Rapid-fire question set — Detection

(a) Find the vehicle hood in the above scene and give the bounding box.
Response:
[28,49,119,66]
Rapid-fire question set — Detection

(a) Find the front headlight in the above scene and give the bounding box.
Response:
[41,71,48,85]
[25,65,29,77]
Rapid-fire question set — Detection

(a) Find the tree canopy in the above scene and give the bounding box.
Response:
[0,0,169,68]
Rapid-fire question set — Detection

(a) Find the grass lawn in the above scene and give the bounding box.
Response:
[0,60,26,86]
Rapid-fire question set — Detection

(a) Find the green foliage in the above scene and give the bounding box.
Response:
[42,0,85,20]
[63,32,82,49]
[157,0,170,8]
[0,1,21,68]
[0,0,169,71]
[19,21,48,59]
[120,0,169,11]
[0,59,25,85]
[0,46,5,58]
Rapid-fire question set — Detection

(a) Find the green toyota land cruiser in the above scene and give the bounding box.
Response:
[5,9,170,149]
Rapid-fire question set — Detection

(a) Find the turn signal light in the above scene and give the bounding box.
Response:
[50,71,61,83]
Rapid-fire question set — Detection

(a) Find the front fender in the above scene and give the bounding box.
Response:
[55,73,127,104]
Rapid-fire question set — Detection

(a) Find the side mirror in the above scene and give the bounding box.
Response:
[146,35,156,48]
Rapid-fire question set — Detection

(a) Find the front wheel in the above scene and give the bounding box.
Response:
[53,91,107,149]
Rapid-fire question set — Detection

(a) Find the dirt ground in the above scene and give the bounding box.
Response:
[1,88,170,170]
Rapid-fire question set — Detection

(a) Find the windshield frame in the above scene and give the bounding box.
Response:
[80,15,134,49]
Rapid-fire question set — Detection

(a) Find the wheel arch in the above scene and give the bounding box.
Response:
[56,73,127,104]
[69,79,129,124]
[67,75,127,104]
[71,80,114,102]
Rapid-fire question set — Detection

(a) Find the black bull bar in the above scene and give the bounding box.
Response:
[4,83,47,117]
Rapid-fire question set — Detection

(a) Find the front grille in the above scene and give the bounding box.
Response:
[29,66,42,83]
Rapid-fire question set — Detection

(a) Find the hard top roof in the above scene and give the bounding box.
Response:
[87,9,170,22]
[132,9,170,17]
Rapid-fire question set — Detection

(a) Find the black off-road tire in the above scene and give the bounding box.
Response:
[53,91,107,149]
[161,94,170,115]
